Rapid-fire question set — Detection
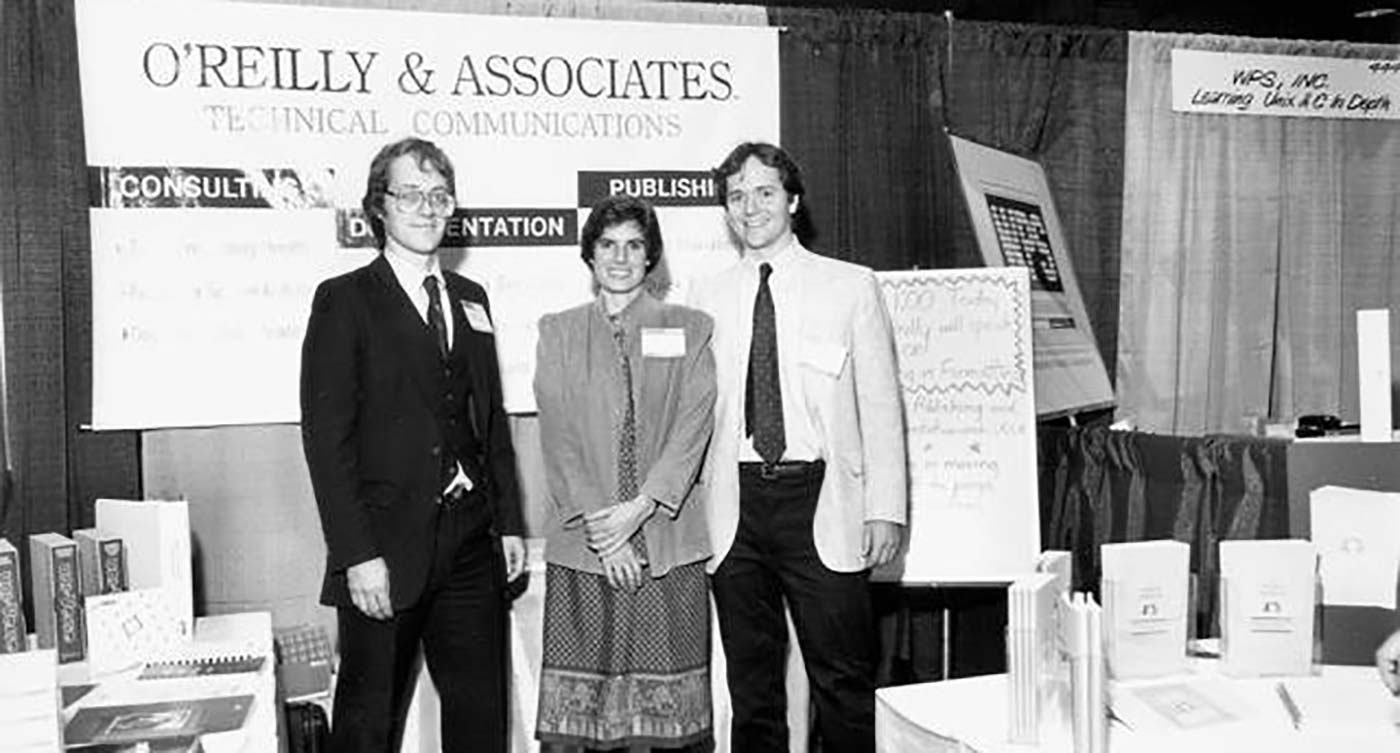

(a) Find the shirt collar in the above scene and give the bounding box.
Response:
[742,236,799,275]
[383,246,443,292]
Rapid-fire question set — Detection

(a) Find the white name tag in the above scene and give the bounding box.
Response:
[460,301,493,333]
[801,341,848,377]
[641,327,686,358]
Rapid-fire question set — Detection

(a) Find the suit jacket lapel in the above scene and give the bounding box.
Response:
[368,255,442,408]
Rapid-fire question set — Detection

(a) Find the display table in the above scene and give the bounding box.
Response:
[876,663,1399,753]
[62,611,277,752]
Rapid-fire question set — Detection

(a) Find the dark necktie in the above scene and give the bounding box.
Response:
[746,262,785,464]
[423,275,449,361]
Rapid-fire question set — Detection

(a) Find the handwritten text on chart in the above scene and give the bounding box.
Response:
[1173,49,1400,120]
[880,270,1033,510]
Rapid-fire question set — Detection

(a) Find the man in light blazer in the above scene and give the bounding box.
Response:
[689,141,907,753]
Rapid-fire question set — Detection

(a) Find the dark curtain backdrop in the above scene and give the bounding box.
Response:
[0,0,142,591]
[773,8,1130,682]
[774,10,1127,381]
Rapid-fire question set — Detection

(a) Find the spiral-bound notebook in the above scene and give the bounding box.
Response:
[138,653,266,680]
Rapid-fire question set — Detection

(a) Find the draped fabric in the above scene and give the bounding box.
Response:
[1118,32,1400,435]
[0,0,141,548]
[1037,425,1291,635]
[774,10,1127,379]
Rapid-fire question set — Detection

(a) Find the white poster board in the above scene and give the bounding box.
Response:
[876,268,1040,583]
[1172,49,1400,120]
[947,134,1113,419]
[75,0,779,429]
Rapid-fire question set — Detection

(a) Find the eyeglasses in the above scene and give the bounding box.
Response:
[385,187,455,215]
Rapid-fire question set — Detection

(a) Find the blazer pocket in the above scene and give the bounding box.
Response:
[800,340,849,379]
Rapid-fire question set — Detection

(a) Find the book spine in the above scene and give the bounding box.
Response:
[0,548,23,654]
[76,532,100,598]
[31,539,57,651]
[98,539,126,594]
[50,544,86,663]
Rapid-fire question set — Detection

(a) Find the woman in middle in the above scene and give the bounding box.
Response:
[534,193,717,753]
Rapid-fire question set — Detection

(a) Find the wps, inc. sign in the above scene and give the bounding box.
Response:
[1172,49,1400,119]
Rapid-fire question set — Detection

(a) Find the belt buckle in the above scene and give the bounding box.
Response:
[760,462,781,481]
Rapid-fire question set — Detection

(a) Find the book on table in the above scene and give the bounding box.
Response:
[1218,538,1317,677]
[0,537,27,654]
[29,532,87,663]
[64,694,253,747]
[1101,540,1190,680]
[1007,571,1063,744]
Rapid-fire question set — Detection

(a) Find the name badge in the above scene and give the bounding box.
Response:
[641,327,686,358]
[460,301,494,333]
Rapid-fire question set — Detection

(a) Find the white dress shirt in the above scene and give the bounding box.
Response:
[737,242,821,463]
[384,246,454,350]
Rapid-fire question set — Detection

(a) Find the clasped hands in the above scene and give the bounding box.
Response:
[585,495,657,591]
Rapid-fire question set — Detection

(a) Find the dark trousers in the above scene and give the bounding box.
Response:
[710,462,877,753]
[329,497,507,753]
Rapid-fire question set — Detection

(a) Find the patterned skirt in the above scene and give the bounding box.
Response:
[536,560,712,751]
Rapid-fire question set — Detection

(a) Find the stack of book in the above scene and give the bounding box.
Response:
[1064,591,1105,753]
[1101,540,1190,679]
[1007,572,1062,744]
[1219,538,1317,677]
[0,648,63,752]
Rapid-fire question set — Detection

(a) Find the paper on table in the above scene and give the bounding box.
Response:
[1108,675,1254,735]
[86,588,186,678]
[1309,486,1400,608]
[1278,675,1400,734]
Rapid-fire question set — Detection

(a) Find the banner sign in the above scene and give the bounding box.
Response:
[75,0,778,428]
[1172,49,1400,119]
[874,268,1039,583]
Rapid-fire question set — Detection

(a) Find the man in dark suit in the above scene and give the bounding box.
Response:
[300,137,525,753]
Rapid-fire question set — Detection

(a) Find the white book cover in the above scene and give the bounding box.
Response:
[1101,540,1190,679]
[95,498,194,639]
[1309,485,1400,608]
[1219,539,1316,677]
